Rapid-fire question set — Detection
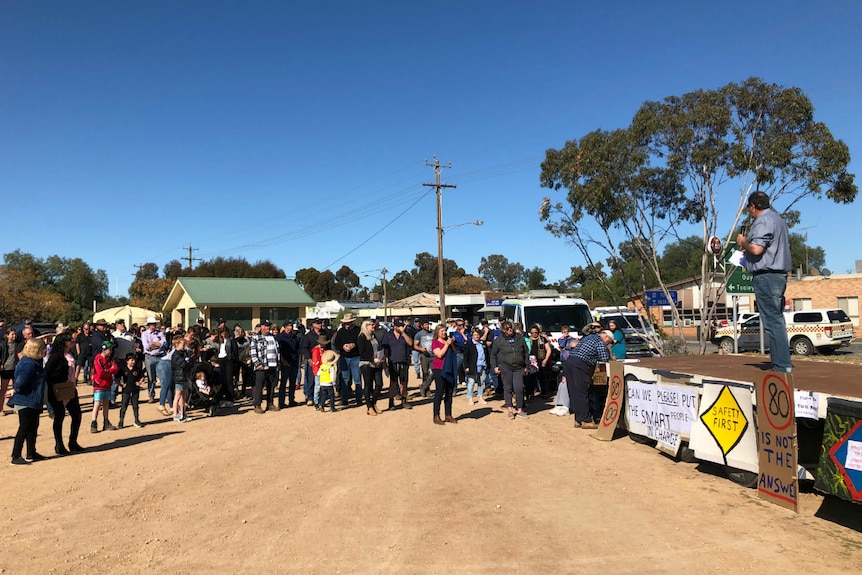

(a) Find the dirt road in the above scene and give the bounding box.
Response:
[1,373,860,574]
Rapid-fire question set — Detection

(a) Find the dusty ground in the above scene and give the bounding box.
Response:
[1,372,861,574]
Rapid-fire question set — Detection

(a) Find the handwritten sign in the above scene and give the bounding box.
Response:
[625,381,698,456]
[690,383,757,472]
[794,390,819,420]
[593,362,625,441]
[756,373,798,513]
[848,441,862,472]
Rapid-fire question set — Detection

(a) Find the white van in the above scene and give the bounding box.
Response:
[501,293,593,349]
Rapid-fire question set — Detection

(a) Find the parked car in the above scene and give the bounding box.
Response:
[718,312,758,327]
[593,306,663,357]
[711,308,855,355]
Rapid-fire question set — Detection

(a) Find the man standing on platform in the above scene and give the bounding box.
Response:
[736,191,793,374]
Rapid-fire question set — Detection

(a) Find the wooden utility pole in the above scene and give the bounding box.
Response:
[381,267,388,321]
[183,244,201,270]
[423,157,456,324]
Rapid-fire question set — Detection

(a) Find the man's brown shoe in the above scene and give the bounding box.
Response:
[433,415,445,425]
[445,415,458,424]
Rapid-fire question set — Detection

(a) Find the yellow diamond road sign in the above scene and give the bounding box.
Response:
[700,386,749,456]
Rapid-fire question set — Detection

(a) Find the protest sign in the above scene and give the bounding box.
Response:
[756,372,798,513]
[593,361,625,441]
[690,382,757,472]
[625,380,698,456]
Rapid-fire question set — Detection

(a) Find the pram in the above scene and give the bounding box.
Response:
[186,363,226,417]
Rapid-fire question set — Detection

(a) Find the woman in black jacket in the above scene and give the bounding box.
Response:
[0,329,19,416]
[43,334,85,454]
[357,320,384,416]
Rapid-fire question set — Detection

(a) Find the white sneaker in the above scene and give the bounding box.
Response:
[551,406,568,416]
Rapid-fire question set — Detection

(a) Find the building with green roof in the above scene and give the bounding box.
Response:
[163,277,315,330]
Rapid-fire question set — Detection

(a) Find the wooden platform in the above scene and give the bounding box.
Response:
[631,354,862,399]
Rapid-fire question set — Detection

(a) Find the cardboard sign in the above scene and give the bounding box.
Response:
[756,372,799,513]
[593,361,625,441]
[624,380,698,456]
[690,382,758,472]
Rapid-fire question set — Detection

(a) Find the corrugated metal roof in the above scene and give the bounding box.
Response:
[176,277,315,306]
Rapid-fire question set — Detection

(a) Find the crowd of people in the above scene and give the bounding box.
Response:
[2,311,629,465]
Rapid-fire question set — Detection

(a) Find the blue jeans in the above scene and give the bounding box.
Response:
[144,355,161,398]
[466,368,486,400]
[303,359,315,403]
[339,355,362,405]
[411,350,421,376]
[752,272,792,372]
[157,358,174,408]
[454,352,464,393]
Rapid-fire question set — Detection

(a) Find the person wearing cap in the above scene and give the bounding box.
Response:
[381,319,414,410]
[90,341,119,432]
[141,317,166,403]
[333,313,362,408]
[197,317,210,341]
[563,329,613,429]
[250,320,280,413]
[299,318,324,406]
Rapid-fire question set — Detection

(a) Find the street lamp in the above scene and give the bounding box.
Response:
[437,220,483,322]
[363,268,388,321]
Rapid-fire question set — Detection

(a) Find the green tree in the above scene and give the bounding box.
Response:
[523,267,547,290]
[658,236,705,284]
[788,233,826,274]
[478,254,525,291]
[542,77,857,352]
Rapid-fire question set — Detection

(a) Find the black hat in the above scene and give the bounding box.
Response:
[217,317,226,324]
[311,317,322,324]
[393,319,404,327]
[261,319,272,326]
[197,318,205,324]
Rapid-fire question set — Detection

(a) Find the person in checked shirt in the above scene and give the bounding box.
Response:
[251,320,280,414]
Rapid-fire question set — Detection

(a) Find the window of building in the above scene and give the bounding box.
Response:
[837,296,860,326]
[211,307,254,331]
[260,307,302,325]
[792,298,812,311]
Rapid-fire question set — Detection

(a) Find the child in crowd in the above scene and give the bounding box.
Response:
[194,369,212,396]
[91,341,119,432]
[318,350,338,413]
[117,353,145,428]
[170,334,193,423]
[311,335,326,408]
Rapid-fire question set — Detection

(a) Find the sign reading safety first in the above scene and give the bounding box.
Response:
[756,372,799,513]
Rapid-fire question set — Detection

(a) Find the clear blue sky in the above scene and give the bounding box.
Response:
[2,1,860,297]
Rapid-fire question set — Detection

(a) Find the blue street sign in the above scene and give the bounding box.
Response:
[645,290,678,307]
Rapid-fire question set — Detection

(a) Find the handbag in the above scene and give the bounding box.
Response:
[52,380,76,402]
